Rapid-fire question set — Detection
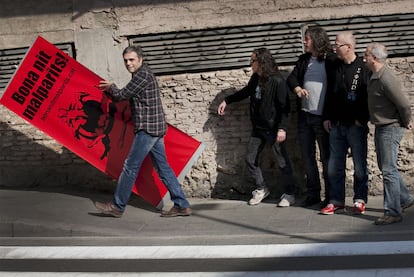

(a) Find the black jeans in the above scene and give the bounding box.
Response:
[297,111,330,200]
[245,129,295,194]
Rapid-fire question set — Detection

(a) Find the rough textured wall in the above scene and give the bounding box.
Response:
[156,59,414,199]
[365,58,414,196]
[1,0,414,199]
[1,59,413,198]
[157,68,305,199]
[112,0,414,35]
[2,0,413,48]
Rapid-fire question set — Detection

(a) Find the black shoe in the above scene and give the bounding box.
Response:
[302,196,321,207]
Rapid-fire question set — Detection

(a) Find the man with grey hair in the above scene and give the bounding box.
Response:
[321,31,370,215]
[364,42,414,225]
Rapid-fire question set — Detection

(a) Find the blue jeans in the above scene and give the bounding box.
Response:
[113,131,190,211]
[375,125,412,217]
[245,133,295,195]
[298,111,330,200]
[328,124,369,205]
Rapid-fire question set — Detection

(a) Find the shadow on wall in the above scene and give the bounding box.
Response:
[0,119,161,214]
[203,85,306,202]
[0,119,115,195]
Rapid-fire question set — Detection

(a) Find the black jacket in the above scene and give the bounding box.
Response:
[225,73,290,132]
[322,55,370,126]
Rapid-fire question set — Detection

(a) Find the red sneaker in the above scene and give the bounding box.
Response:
[320,203,344,215]
[353,202,365,214]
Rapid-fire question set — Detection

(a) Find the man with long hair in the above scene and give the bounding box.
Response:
[287,26,335,207]
[218,48,296,207]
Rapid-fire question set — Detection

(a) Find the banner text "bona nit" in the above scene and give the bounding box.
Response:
[11,51,68,120]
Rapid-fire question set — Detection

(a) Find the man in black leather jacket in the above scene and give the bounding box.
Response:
[218,47,295,207]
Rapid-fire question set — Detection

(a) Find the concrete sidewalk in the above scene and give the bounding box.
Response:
[1,188,414,246]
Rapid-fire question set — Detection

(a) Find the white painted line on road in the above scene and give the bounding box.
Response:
[1,241,414,259]
[1,269,414,277]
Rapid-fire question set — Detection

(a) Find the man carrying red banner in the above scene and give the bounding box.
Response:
[95,45,191,218]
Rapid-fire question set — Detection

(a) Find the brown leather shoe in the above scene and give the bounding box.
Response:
[94,201,123,218]
[161,207,192,217]
[374,215,402,225]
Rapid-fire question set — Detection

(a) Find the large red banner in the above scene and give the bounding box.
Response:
[0,36,204,208]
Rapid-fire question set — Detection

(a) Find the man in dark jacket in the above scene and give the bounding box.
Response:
[218,47,295,207]
[287,26,335,208]
[320,31,370,216]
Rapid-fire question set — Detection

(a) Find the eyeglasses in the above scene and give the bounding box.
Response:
[334,43,348,49]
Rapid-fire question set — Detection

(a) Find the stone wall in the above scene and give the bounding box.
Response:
[156,58,414,199]
[157,68,303,199]
[1,0,414,199]
[365,58,414,196]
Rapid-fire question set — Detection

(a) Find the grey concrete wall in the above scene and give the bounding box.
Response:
[1,0,414,199]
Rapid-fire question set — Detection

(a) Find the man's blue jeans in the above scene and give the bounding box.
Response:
[113,131,190,211]
[375,125,412,217]
[328,124,369,205]
[297,111,330,200]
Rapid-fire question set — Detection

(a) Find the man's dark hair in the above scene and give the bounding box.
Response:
[305,26,332,61]
[123,45,144,57]
[253,47,280,83]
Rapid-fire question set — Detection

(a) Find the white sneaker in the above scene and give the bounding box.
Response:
[248,187,270,205]
[277,193,295,207]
